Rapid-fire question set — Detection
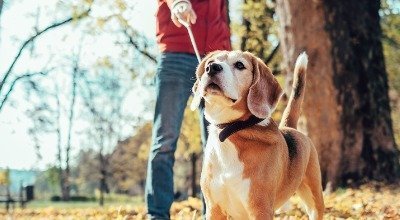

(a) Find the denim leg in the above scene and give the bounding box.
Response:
[198,99,209,149]
[146,52,199,220]
[198,100,209,218]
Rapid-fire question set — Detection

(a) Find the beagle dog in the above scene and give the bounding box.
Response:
[191,51,324,220]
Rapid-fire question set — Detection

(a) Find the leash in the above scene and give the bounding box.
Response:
[177,16,201,63]
[177,12,263,141]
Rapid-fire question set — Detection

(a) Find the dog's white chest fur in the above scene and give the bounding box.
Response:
[202,126,251,218]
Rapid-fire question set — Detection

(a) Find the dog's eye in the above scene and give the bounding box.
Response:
[234,61,246,70]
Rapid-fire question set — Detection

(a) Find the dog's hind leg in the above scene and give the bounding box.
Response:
[296,146,324,220]
[296,182,324,220]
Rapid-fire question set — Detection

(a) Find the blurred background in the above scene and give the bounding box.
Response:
[0,0,399,218]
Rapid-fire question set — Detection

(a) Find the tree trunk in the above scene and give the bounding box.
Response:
[276,0,399,188]
[0,0,3,21]
[99,167,105,206]
[99,152,105,206]
[190,153,198,197]
[63,64,78,201]
[99,151,109,206]
[98,130,108,206]
[55,89,67,201]
[225,0,230,27]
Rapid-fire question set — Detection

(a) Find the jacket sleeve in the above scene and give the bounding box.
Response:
[165,0,175,9]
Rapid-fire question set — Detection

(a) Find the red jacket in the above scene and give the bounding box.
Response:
[156,0,231,55]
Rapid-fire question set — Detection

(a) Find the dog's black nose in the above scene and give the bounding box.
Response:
[206,63,223,77]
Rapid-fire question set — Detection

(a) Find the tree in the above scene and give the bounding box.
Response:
[34,166,61,199]
[53,85,65,201]
[109,122,152,195]
[240,0,275,61]
[234,0,281,74]
[0,0,156,113]
[1,0,157,202]
[79,65,133,205]
[74,149,105,196]
[0,0,4,38]
[0,168,11,210]
[0,0,3,18]
[108,104,204,198]
[0,169,9,185]
[25,78,71,199]
[62,52,81,201]
[24,52,84,201]
[381,0,400,144]
[276,0,399,188]
[0,7,91,112]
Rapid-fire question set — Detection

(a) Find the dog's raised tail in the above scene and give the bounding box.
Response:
[279,52,308,129]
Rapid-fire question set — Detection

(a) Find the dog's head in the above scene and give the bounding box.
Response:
[191,50,283,124]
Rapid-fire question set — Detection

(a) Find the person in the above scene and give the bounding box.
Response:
[145,0,231,219]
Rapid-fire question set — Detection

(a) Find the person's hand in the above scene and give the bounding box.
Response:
[171,0,197,27]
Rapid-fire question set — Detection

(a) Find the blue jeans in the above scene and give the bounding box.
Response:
[145,52,208,219]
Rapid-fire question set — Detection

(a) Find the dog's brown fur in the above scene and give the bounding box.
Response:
[192,51,324,219]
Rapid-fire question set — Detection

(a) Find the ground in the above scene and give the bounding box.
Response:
[1,183,399,219]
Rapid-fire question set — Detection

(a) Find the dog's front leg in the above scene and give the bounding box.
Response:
[200,161,227,220]
[201,184,228,219]
[248,206,274,220]
[206,205,228,220]
[251,211,274,220]
[247,185,275,220]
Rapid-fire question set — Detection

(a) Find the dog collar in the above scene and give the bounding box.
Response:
[216,115,264,142]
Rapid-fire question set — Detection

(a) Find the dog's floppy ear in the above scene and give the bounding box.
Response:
[247,54,283,118]
[190,51,221,111]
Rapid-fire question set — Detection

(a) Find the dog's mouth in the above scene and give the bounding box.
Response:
[205,82,237,103]
[206,83,222,94]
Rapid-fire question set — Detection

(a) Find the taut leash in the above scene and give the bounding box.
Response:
[177,17,201,63]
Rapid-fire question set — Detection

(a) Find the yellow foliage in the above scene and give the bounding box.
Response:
[0,170,9,185]
[176,100,202,159]
[96,56,113,68]
[2,183,399,219]
[115,0,127,11]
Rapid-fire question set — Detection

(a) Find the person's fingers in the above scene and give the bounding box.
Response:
[171,2,196,27]
[179,10,189,22]
[190,10,197,24]
[171,15,182,27]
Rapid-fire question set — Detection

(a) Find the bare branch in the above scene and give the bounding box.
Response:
[80,75,102,119]
[272,68,281,76]
[265,42,280,65]
[0,0,3,19]
[0,71,48,111]
[383,34,400,49]
[123,30,157,64]
[54,83,65,201]
[0,8,91,95]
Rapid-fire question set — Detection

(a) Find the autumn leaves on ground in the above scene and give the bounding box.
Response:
[1,183,399,220]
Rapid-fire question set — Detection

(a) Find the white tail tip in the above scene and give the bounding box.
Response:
[295,52,308,70]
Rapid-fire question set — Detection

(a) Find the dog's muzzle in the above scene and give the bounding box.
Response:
[206,63,223,77]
